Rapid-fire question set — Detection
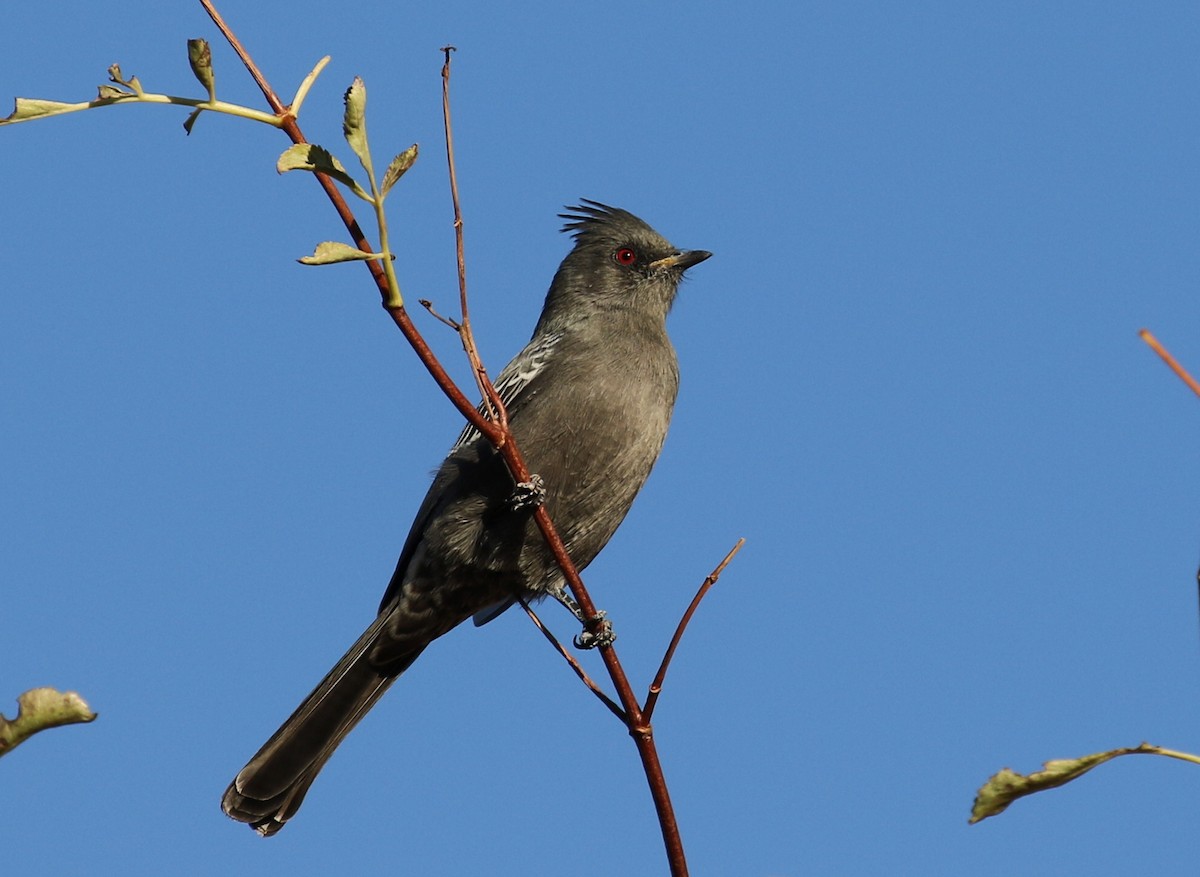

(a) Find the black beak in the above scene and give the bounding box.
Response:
[650,249,713,272]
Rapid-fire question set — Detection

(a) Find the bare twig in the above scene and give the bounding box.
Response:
[418,298,461,331]
[197,1,286,117]
[519,599,626,720]
[440,47,504,431]
[1140,329,1200,399]
[644,539,745,722]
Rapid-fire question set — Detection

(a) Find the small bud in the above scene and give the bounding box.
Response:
[187,39,216,101]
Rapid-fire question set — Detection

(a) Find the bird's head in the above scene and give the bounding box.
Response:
[539,200,711,330]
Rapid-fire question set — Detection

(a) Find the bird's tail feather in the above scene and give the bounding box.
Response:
[221,613,423,836]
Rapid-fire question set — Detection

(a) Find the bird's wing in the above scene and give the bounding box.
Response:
[377,331,563,617]
[450,330,562,450]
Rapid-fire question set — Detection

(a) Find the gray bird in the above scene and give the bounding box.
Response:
[221,200,710,835]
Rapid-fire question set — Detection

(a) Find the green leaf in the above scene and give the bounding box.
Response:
[970,745,1156,824]
[380,144,419,199]
[276,143,372,202]
[0,687,97,757]
[187,39,216,101]
[0,98,93,126]
[342,76,370,173]
[298,241,387,265]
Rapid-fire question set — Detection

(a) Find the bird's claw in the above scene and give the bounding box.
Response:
[574,612,616,650]
[510,474,546,511]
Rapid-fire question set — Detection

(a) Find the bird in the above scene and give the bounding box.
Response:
[221,200,711,835]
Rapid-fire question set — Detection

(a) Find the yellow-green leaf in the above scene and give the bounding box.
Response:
[969,743,1184,824]
[0,98,93,126]
[298,241,387,265]
[276,143,371,202]
[0,687,97,757]
[342,76,370,172]
[380,144,419,199]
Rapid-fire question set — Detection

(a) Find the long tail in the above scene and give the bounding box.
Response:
[221,613,423,836]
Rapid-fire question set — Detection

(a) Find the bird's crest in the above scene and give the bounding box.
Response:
[559,199,652,241]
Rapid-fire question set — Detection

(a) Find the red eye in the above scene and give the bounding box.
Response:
[615,247,637,266]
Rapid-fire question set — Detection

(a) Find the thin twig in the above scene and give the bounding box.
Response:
[440,46,465,316]
[441,47,505,432]
[197,1,286,116]
[418,298,461,331]
[1140,329,1200,399]
[519,599,626,721]
[644,539,745,722]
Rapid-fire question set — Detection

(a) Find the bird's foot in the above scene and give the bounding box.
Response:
[509,474,546,511]
[547,585,616,649]
[573,612,616,650]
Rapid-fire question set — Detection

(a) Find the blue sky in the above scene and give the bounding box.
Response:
[5,1,1200,874]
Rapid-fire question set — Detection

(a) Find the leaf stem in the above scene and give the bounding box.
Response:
[289,56,331,116]
[1,92,282,127]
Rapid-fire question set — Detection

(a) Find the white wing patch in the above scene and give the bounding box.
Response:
[451,332,561,450]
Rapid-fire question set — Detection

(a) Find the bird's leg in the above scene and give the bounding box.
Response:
[509,473,546,511]
[517,474,614,649]
[548,583,585,621]
[547,585,616,649]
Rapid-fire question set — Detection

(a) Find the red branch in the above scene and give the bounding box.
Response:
[519,598,625,720]
[644,539,745,722]
[1140,329,1200,399]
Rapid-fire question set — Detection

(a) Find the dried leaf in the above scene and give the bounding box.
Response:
[97,85,131,100]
